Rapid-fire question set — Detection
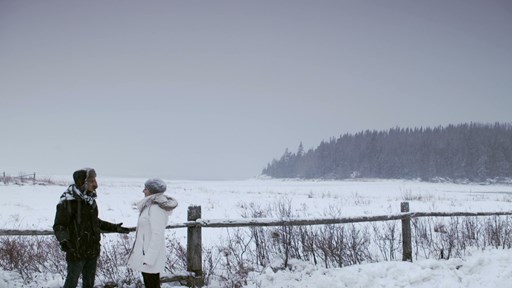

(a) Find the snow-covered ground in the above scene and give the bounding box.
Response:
[1,177,512,287]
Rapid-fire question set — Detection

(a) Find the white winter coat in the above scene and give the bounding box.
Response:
[127,193,178,273]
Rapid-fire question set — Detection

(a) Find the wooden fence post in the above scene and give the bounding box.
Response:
[401,202,412,262]
[187,205,203,287]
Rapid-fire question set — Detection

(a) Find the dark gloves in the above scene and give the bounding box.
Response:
[59,240,74,253]
[115,222,130,234]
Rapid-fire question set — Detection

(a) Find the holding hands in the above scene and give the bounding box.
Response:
[115,222,131,234]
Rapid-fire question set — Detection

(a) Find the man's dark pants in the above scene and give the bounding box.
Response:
[63,258,97,288]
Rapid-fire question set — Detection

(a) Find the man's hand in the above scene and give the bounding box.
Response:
[60,240,73,252]
[115,222,130,234]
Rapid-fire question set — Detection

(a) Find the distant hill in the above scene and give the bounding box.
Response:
[262,122,512,182]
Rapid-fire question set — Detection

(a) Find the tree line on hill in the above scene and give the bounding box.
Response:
[262,122,512,181]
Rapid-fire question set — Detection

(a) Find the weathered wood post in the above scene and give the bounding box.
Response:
[187,205,203,287]
[401,202,412,262]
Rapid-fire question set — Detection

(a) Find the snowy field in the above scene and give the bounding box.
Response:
[1,176,512,287]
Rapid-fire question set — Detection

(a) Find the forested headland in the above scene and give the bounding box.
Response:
[262,123,512,182]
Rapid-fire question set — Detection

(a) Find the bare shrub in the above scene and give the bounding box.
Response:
[412,217,464,260]
[1,175,12,184]
[347,224,373,264]
[296,225,318,265]
[0,236,39,283]
[411,216,512,261]
[0,236,65,284]
[35,176,67,186]
[433,218,460,259]
[459,216,480,249]
[202,246,222,286]
[165,233,188,273]
[234,198,375,273]
[372,221,400,261]
[240,202,270,267]
[484,216,512,249]
[0,231,189,287]
[3,203,512,288]
[40,236,67,278]
[97,234,138,286]
[218,229,255,288]
[0,172,67,186]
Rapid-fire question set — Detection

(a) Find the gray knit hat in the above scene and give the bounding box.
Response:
[144,178,167,194]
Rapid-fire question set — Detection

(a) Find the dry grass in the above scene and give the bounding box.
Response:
[1,206,512,287]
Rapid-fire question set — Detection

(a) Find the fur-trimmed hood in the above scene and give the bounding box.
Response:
[136,193,178,214]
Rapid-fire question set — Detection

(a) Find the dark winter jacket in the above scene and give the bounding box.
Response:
[53,185,118,261]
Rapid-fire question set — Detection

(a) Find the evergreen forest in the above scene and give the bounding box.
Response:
[262,123,512,181]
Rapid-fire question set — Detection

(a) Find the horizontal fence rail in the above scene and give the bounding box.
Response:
[2,211,512,236]
[191,211,512,228]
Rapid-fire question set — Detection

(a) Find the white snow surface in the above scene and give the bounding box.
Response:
[1,177,512,287]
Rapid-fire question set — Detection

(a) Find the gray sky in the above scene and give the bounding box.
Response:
[1,0,511,180]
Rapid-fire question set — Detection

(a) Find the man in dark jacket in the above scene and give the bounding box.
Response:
[53,168,130,288]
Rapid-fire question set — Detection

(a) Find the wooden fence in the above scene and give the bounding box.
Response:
[2,202,512,287]
[1,172,36,184]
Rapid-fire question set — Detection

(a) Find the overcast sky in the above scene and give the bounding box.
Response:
[1,0,511,180]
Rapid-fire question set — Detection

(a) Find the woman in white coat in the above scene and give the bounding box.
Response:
[127,178,178,288]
